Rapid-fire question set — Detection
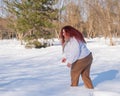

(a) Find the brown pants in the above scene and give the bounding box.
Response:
[71,53,94,89]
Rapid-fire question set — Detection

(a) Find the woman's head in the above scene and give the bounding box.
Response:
[59,25,86,45]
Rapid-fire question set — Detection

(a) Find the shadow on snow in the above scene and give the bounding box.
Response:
[92,69,118,87]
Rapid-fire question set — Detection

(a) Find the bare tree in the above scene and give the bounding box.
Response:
[84,0,120,45]
[60,1,84,33]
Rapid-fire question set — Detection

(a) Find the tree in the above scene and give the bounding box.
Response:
[59,1,83,32]
[84,0,120,45]
[3,0,58,44]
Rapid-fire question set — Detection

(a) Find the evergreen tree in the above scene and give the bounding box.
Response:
[3,0,58,42]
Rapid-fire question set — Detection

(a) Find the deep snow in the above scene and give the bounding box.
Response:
[0,38,120,96]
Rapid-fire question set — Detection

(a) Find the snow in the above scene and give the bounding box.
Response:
[0,38,120,96]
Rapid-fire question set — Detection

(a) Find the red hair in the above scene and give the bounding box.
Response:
[59,25,86,45]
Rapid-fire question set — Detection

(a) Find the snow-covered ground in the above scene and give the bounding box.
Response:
[0,38,120,96]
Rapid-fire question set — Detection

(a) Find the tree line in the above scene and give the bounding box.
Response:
[0,0,120,46]
[58,0,120,45]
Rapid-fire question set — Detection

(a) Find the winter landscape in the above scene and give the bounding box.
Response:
[1,0,120,96]
[0,38,120,96]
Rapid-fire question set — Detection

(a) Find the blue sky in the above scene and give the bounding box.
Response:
[0,0,5,17]
[0,0,83,18]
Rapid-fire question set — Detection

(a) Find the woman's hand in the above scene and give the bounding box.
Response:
[62,58,66,63]
[67,63,72,68]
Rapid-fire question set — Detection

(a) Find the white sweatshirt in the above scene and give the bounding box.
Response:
[63,37,90,64]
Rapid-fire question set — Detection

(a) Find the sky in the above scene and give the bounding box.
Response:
[0,38,120,96]
[0,0,83,18]
[0,0,4,17]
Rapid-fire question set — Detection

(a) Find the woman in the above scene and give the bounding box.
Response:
[59,25,94,89]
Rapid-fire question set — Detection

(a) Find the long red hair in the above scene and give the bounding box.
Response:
[59,25,86,45]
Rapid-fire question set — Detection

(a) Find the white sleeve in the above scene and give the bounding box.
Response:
[65,38,80,64]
